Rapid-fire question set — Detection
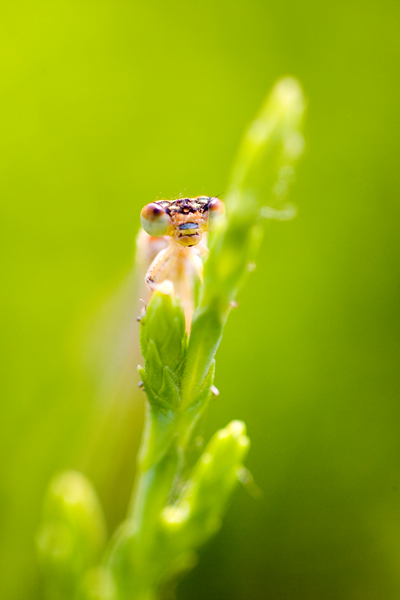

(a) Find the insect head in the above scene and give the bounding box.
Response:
[140,196,225,247]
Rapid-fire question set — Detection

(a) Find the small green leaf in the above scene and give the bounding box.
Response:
[159,366,181,408]
[144,339,164,393]
[37,471,107,600]
[161,421,250,549]
[144,291,186,373]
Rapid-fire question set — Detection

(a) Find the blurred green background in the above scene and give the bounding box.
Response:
[1,0,400,598]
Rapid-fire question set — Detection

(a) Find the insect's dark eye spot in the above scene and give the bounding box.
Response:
[141,203,166,221]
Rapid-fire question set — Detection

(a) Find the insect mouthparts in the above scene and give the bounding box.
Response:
[179,222,199,230]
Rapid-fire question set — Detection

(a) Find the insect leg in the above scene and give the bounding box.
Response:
[145,243,176,295]
[187,249,204,283]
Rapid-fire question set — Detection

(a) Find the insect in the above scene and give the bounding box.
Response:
[139,196,225,328]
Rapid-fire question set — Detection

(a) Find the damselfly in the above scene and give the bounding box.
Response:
[80,196,224,492]
[139,195,225,329]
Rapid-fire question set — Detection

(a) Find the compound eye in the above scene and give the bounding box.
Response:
[207,197,225,227]
[140,203,170,237]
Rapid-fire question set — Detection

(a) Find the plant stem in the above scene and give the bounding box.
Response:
[129,438,180,543]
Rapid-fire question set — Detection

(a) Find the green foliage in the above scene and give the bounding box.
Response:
[161,420,251,547]
[37,472,107,600]
[183,78,305,402]
[37,78,305,600]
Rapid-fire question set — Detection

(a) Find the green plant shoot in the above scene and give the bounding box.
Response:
[37,77,306,600]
